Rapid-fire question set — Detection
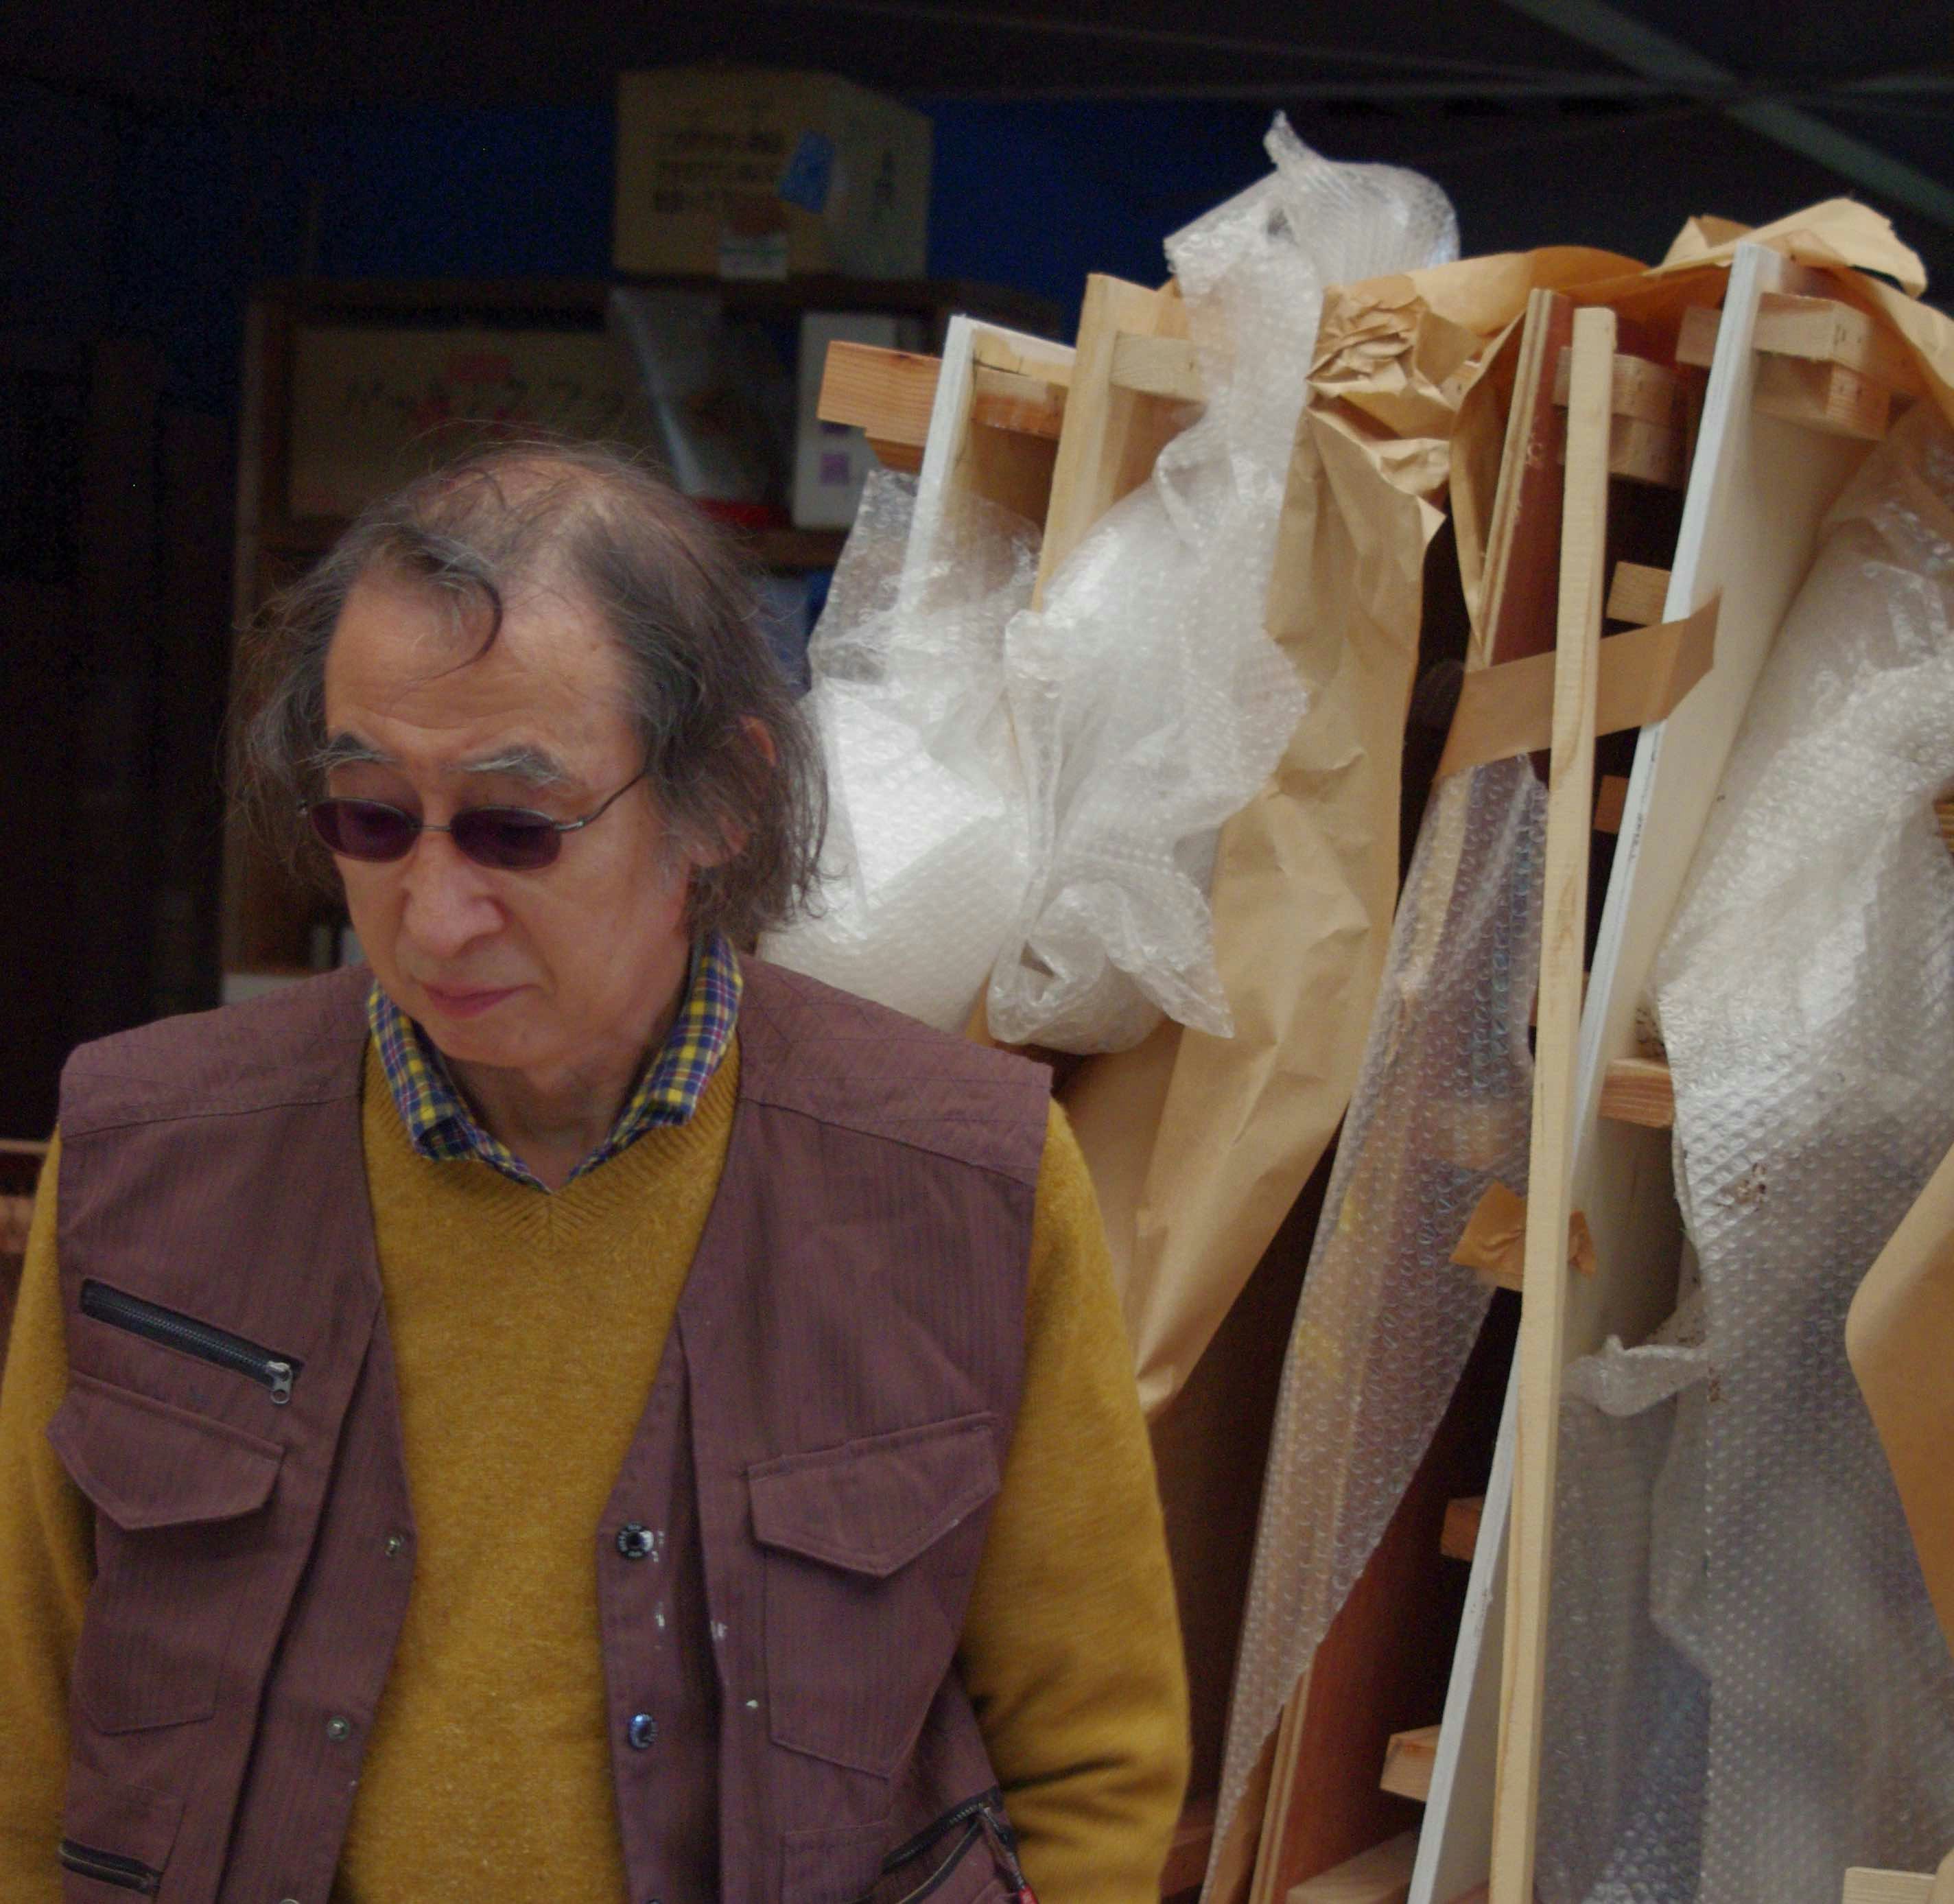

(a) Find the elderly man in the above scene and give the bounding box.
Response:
[0,446,1187,1902]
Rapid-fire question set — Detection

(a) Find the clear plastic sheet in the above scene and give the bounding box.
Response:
[985,117,1459,1052]
[758,469,1040,1031]
[1209,757,1544,1889]
[1543,403,1954,1904]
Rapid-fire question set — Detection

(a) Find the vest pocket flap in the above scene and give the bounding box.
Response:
[749,1413,1001,1579]
[48,1372,283,1531]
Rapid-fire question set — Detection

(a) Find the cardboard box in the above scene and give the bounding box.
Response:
[792,310,922,528]
[614,68,932,281]
[286,325,649,519]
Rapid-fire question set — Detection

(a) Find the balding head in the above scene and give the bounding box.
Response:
[237,439,825,945]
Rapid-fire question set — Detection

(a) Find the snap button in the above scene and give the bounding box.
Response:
[627,1711,657,1750]
[615,1523,655,1561]
[325,1716,352,1742]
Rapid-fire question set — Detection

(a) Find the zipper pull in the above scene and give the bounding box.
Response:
[266,1361,294,1406]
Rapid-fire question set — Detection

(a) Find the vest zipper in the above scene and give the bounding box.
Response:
[860,1790,1035,1904]
[58,1838,162,1893]
[80,1280,301,1406]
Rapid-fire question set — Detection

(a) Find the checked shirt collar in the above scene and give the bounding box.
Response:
[368,931,742,1191]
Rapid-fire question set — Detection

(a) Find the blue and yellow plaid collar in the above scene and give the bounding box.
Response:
[368,932,742,1191]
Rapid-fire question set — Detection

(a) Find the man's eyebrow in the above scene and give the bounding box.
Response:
[454,745,576,788]
[316,731,391,772]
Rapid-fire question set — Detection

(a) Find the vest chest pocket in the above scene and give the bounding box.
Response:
[47,1372,284,1734]
[749,1414,1002,1777]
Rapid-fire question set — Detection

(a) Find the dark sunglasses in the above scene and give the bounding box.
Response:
[303,769,647,872]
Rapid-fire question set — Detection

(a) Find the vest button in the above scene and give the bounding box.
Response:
[384,1533,407,1559]
[615,1523,655,1561]
[627,1712,657,1750]
[325,1716,352,1742]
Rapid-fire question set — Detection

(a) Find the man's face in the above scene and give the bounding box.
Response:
[320,566,696,1077]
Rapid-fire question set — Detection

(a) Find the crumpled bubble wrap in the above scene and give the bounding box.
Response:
[986,116,1459,1052]
[760,469,1039,1031]
[1546,402,1954,1904]
[1209,757,1544,1891]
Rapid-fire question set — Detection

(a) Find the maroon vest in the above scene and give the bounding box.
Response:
[49,959,1048,1904]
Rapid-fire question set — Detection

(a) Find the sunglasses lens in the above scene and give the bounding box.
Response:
[309,799,418,862]
[449,808,562,871]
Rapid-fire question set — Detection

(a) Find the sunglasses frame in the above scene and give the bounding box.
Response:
[302,767,648,871]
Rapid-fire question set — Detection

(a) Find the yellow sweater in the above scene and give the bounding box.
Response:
[0,1037,1187,1903]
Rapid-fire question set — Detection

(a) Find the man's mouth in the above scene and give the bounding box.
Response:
[419,983,524,1020]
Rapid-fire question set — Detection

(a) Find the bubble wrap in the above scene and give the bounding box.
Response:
[1549,402,1954,1904]
[760,469,1039,1031]
[985,117,1459,1052]
[1538,1287,1710,1904]
[1208,757,1544,1891]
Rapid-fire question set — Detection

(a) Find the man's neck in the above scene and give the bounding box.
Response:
[447,980,687,1192]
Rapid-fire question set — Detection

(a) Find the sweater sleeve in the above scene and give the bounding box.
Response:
[0,1135,90,1901]
[958,1100,1190,1903]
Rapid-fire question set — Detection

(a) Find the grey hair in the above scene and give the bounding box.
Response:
[234,437,827,945]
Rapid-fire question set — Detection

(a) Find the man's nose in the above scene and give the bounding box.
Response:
[397,832,503,958]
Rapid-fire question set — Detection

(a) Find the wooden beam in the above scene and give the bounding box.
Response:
[1754,356,1892,440]
[1605,561,1670,628]
[817,340,939,445]
[1287,1833,1420,1904]
[1490,301,1614,1904]
[1441,1496,1485,1564]
[1111,331,1205,404]
[1380,1728,1441,1803]
[1754,291,1922,395]
[1598,1057,1674,1129]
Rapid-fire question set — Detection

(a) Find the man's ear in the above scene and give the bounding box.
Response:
[687,718,776,871]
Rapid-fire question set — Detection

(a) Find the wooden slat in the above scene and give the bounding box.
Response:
[1593,774,1629,835]
[1754,291,1922,394]
[817,340,940,445]
[1489,301,1614,1904]
[1841,1871,1937,1904]
[1287,1832,1420,1904]
[1441,1496,1485,1564]
[1380,1727,1441,1803]
[1603,416,1686,489]
[1553,347,1682,427]
[1605,561,1670,628]
[1754,355,1892,440]
[1111,331,1205,403]
[1675,304,1722,370]
[1034,275,1193,607]
[1598,1057,1674,1129]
